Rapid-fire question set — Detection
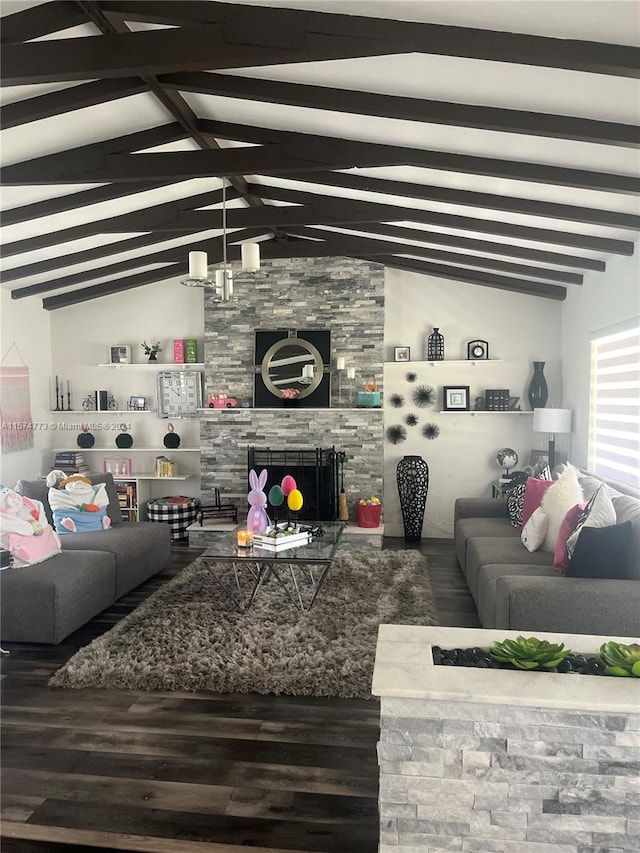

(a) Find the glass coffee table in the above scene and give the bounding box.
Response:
[200,522,345,612]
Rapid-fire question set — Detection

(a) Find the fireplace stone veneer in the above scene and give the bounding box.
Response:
[372,625,640,853]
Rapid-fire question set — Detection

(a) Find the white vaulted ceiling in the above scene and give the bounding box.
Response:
[1,0,639,309]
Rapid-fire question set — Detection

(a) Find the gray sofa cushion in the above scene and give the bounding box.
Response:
[0,549,116,644]
[465,536,553,600]
[455,517,518,577]
[16,472,122,527]
[59,521,171,597]
[475,563,556,629]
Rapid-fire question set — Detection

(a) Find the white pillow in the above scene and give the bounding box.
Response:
[539,464,584,552]
[566,484,616,560]
[521,507,548,552]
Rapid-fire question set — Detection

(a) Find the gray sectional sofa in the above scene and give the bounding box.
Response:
[0,473,171,644]
[454,470,640,636]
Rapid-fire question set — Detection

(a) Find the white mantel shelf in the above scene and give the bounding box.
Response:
[197,407,383,413]
[372,624,639,714]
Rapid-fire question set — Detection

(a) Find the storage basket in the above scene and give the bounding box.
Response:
[147,496,199,541]
[357,503,382,528]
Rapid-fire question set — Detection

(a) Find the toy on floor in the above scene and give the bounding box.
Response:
[46,470,112,534]
[0,484,61,567]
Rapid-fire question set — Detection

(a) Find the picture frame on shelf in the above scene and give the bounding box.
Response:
[394,346,410,362]
[529,449,550,468]
[109,345,130,364]
[102,456,132,477]
[127,395,147,411]
[443,385,470,411]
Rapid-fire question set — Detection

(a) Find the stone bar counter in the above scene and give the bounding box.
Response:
[372,625,640,853]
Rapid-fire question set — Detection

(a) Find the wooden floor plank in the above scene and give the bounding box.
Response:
[1,537,478,853]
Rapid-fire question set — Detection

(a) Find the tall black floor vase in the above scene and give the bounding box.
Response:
[396,455,429,542]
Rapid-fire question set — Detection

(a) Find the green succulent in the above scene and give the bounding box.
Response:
[490,636,571,671]
[598,642,640,678]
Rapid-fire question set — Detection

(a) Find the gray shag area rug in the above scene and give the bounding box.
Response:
[49,548,438,699]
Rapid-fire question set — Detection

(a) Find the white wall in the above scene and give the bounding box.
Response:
[0,289,53,486]
[383,269,563,537]
[561,242,640,470]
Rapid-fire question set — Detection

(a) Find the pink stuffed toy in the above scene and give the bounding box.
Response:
[247,468,270,534]
[0,484,61,567]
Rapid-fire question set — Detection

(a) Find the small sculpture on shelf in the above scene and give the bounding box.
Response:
[426,327,445,361]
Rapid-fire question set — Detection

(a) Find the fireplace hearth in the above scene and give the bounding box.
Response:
[247,446,340,521]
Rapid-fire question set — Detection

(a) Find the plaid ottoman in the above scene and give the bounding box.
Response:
[147,497,200,541]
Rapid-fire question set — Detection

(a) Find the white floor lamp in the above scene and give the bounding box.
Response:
[533,407,572,471]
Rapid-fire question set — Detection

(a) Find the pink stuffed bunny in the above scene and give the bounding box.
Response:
[247,468,271,534]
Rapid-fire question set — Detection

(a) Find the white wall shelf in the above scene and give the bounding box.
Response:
[114,475,191,481]
[52,446,200,452]
[386,359,504,366]
[48,410,153,415]
[438,410,532,415]
[97,363,204,369]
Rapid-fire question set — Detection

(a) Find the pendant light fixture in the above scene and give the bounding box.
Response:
[181,178,260,293]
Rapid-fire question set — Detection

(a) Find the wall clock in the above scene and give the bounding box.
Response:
[466,339,489,360]
[110,345,130,364]
[155,371,202,418]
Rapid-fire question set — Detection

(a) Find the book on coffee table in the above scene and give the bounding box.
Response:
[252,525,312,551]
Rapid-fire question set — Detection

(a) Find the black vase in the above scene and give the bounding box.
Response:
[527,361,549,410]
[396,455,429,542]
[115,432,133,449]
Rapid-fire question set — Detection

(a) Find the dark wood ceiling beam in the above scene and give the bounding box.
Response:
[0,181,180,227]
[99,1,640,78]
[0,122,186,187]
[328,223,607,272]
[256,229,582,285]
[1,186,238,258]
[41,264,185,311]
[244,185,634,255]
[0,78,148,129]
[7,131,638,197]
[358,254,567,300]
[291,172,640,232]
[162,71,640,149]
[7,228,266,292]
[0,23,409,86]
[1,1,88,44]
[199,120,640,195]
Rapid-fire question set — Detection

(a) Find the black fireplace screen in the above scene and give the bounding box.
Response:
[247,446,340,521]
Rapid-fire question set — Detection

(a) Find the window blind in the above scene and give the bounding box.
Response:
[588,326,640,489]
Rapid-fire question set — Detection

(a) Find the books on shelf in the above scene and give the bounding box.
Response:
[252,524,312,552]
[154,455,176,477]
[53,451,90,475]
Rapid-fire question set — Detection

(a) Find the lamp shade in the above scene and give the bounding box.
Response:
[533,407,572,434]
[241,242,260,272]
[188,251,208,279]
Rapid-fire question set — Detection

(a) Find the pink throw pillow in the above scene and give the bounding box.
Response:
[521,477,555,529]
[553,501,588,573]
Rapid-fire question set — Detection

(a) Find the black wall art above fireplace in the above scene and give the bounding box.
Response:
[254,329,331,408]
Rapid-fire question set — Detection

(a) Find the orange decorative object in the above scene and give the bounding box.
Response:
[364,377,378,392]
[236,529,253,547]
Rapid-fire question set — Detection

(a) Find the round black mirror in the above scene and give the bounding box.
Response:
[261,337,324,400]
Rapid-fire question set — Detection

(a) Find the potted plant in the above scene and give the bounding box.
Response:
[141,340,162,362]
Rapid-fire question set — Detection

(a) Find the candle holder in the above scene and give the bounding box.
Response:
[236,529,253,548]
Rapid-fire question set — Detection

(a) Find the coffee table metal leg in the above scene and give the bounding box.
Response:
[205,560,270,612]
[269,562,331,611]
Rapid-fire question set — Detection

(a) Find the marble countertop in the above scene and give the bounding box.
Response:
[372,625,640,714]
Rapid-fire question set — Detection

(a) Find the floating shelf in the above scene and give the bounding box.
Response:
[52,446,200,452]
[385,359,504,366]
[438,410,533,415]
[113,475,192,481]
[97,363,204,369]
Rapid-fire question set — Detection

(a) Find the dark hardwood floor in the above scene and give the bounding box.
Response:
[1,537,479,853]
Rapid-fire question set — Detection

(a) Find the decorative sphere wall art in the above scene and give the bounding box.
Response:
[412,384,436,408]
[386,424,407,445]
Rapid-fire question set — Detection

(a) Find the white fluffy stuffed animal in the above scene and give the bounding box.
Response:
[46,471,111,534]
[0,484,61,566]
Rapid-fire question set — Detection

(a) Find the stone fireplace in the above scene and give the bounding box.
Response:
[200,257,385,518]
